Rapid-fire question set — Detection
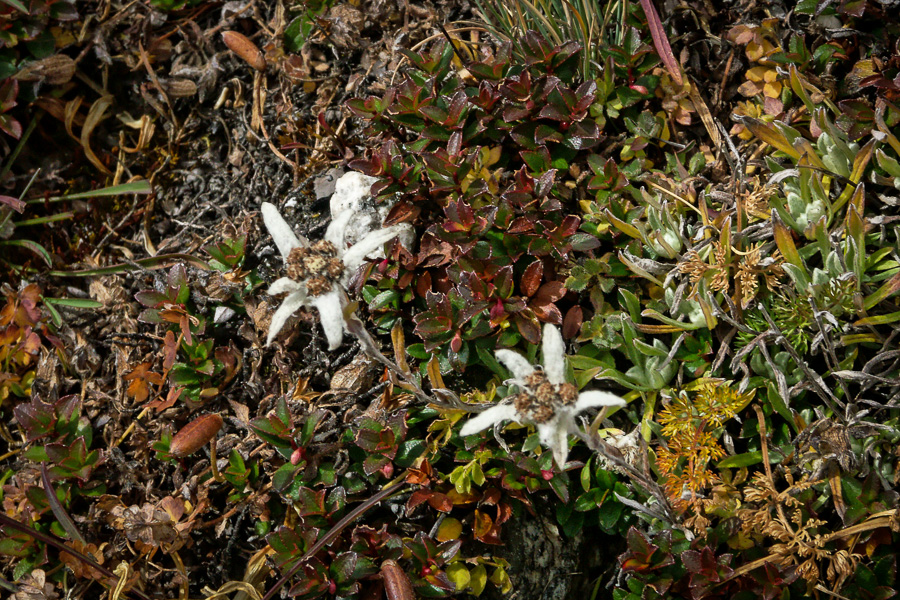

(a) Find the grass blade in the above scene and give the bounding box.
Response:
[49,253,211,276]
[27,180,153,204]
[14,211,75,226]
[639,0,682,85]
[41,463,86,545]
[0,239,53,267]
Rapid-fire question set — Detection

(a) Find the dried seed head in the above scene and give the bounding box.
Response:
[286,241,343,296]
[169,414,224,458]
[523,371,546,388]
[512,371,578,423]
[305,255,330,274]
[513,390,555,423]
[309,239,338,256]
[557,382,578,405]
[305,275,334,296]
[286,247,311,280]
[222,31,267,72]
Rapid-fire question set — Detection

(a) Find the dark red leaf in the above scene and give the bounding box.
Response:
[426,492,453,513]
[562,306,583,339]
[384,201,420,225]
[0,194,25,213]
[514,312,541,344]
[531,302,561,324]
[533,281,566,304]
[521,260,543,297]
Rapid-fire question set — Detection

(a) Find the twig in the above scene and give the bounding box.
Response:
[578,431,677,525]
[0,514,152,600]
[344,310,466,411]
[725,510,899,581]
[260,478,408,600]
[754,405,794,536]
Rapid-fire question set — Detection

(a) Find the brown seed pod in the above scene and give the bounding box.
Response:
[221,31,266,72]
[160,78,198,98]
[169,414,224,458]
[380,560,415,600]
[15,55,77,85]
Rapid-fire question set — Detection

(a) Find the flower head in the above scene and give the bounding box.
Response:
[261,202,408,350]
[460,323,626,468]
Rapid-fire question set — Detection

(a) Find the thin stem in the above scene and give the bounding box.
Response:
[0,514,151,600]
[344,309,466,410]
[260,479,408,600]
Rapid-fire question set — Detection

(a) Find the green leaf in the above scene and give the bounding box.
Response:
[618,288,642,322]
[854,311,900,326]
[841,475,867,525]
[717,451,762,469]
[640,308,703,331]
[598,500,624,533]
[595,468,617,490]
[743,118,801,160]
[469,563,488,596]
[395,439,426,467]
[581,457,592,493]
[574,489,604,511]
[560,506,585,538]
[855,564,876,590]
[331,551,358,584]
[369,290,399,310]
[445,562,471,592]
[631,338,668,358]
[0,0,29,12]
[407,344,429,360]
[44,300,62,327]
[43,297,104,309]
[522,432,541,453]
[548,472,569,504]
[765,382,796,433]
[475,344,506,377]
[864,271,900,310]
[169,364,200,386]
[0,239,52,267]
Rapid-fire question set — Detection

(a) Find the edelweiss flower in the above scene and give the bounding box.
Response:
[460,324,626,468]
[262,202,408,350]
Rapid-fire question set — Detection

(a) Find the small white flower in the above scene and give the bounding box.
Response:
[261,202,408,350]
[460,323,626,468]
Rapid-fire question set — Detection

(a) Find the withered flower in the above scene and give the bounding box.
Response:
[735,242,784,306]
[678,241,783,307]
[11,569,58,600]
[678,241,729,296]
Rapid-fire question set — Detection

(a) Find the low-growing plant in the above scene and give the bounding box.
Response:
[0,283,44,405]
[348,33,673,368]
[1,0,78,142]
[133,263,242,407]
